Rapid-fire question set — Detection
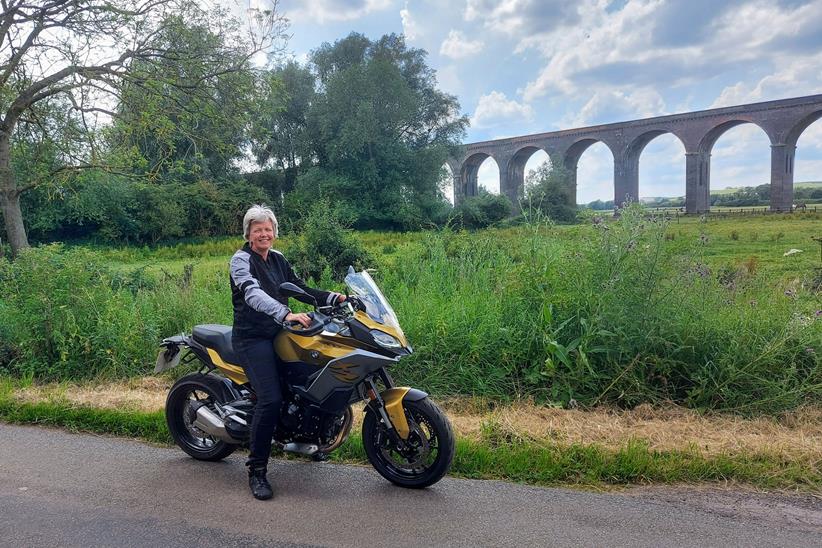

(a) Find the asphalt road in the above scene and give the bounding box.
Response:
[1,423,820,547]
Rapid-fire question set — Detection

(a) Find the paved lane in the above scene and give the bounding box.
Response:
[1,423,819,547]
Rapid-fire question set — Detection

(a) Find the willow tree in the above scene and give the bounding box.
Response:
[0,0,286,257]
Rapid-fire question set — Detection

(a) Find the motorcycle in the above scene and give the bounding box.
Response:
[155,267,455,488]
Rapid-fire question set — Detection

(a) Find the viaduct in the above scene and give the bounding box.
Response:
[447,94,822,213]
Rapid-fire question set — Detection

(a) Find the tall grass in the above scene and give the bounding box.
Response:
[0,205,819,413]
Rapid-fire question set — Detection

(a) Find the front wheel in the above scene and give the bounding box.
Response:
[363,397,455,488]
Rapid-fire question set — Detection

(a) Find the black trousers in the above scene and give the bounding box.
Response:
[232,336,282,469]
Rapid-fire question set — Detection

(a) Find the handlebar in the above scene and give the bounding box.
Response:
[282,311,327,336]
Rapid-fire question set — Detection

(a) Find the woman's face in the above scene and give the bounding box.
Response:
[248,219,275,255]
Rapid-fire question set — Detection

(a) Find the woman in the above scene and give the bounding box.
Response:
[229,204,345,500]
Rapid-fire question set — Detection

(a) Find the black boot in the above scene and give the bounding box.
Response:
[248,466,273,500]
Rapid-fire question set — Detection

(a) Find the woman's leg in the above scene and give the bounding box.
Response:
[232,337,282,469]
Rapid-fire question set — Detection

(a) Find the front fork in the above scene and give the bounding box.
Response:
[362,371,428,442]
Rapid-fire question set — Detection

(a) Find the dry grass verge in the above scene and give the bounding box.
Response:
[14,377,822,468]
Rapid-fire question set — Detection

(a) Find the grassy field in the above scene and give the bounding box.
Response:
[1,206,820,413]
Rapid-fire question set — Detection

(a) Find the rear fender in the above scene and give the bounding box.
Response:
[380,387,428,440]
[155,334,214,374]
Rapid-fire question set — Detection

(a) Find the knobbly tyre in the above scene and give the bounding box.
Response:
[156,268,455,488]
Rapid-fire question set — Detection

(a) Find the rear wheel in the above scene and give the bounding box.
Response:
[166,373,239,461]
[363,397,455,488]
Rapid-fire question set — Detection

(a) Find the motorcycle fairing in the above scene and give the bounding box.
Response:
[301,349,398,405]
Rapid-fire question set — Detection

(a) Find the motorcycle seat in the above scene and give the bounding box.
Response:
[192,324,243,367]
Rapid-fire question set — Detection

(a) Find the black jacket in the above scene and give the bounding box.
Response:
[229,243,338,339]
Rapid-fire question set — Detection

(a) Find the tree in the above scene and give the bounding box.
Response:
[250,61,316,192]
[0,0,286,257]
[302,33,468,229]
[109,16,260,184]
[524,161,578,223]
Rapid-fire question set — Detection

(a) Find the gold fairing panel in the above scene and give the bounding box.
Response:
[274,330,358,366]
[206,348,248,385]
[352,311,409,348]
[381,387,411,439]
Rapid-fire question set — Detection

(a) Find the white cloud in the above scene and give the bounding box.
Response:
[464,0,581,35]
[561,88,667,127]
[281,0,393,23]
[472,91,534,128]
[711,51,822,108]
[400,2,419,41]
[439,30,484,59]
[519,0,822,102]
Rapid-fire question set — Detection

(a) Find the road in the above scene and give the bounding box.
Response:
[1,423,820,547]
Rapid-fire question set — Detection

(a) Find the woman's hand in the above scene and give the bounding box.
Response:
[284,312,312,328]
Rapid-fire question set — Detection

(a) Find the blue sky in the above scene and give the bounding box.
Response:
[254,0,822,202]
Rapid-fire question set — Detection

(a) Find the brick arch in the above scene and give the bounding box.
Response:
[627,129,686,159]
[562,137,616,169]
[459,152,500,200]
[627,130,687,200]
[786,109,822,147]
[698,119,771,155]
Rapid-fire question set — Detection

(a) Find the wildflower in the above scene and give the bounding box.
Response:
[815,310,821,318]
[699,233,709,245]
[749,300,757,307]
[592,216,603,225]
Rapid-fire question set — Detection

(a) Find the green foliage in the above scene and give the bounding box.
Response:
[106,12,263,184]
[286,202,373,281]
[0,245,232,380]
[380,205,820,413]
[20,172,270,245]
[303,33,468,230]
[524,162,578,223]
[451,191,513,229]
[250,62,316,192]
[1,212,819,415]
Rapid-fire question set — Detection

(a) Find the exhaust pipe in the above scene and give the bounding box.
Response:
[192,404,238,443]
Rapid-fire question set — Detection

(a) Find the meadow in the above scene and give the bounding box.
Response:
[1,206,820,415]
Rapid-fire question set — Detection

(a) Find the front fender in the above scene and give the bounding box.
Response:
[380,387,429,440]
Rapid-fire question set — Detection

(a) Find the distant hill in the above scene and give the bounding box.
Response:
[639,181,821,201]
[709,181,821,196]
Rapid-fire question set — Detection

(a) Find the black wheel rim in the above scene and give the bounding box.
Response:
[372,407,441,479]
[175,387,221,452]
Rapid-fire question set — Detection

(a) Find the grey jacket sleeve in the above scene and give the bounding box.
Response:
[229,251,290,323]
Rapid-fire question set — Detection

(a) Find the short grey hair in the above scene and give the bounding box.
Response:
[242,204,279,241]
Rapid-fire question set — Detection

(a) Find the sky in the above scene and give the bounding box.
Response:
[249,0,822,202]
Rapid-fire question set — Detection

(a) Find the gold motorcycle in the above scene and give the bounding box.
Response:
[156,268,454,488]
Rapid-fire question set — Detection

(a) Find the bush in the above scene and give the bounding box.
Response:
[286,202,373,282]
[0,244,231,380]
[523,162,578,223]
[451,191,512,229]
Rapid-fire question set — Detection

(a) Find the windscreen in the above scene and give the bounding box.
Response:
[344,270,401,329]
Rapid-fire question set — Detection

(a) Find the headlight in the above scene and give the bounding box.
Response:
[370,329,402,349]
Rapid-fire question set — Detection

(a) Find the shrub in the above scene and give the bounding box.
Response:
[286,202,373,282]
[522,162,578,223]
[0,245,231,380]
[451,191,512,229]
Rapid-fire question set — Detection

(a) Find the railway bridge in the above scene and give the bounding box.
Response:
[448,94,822,213]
